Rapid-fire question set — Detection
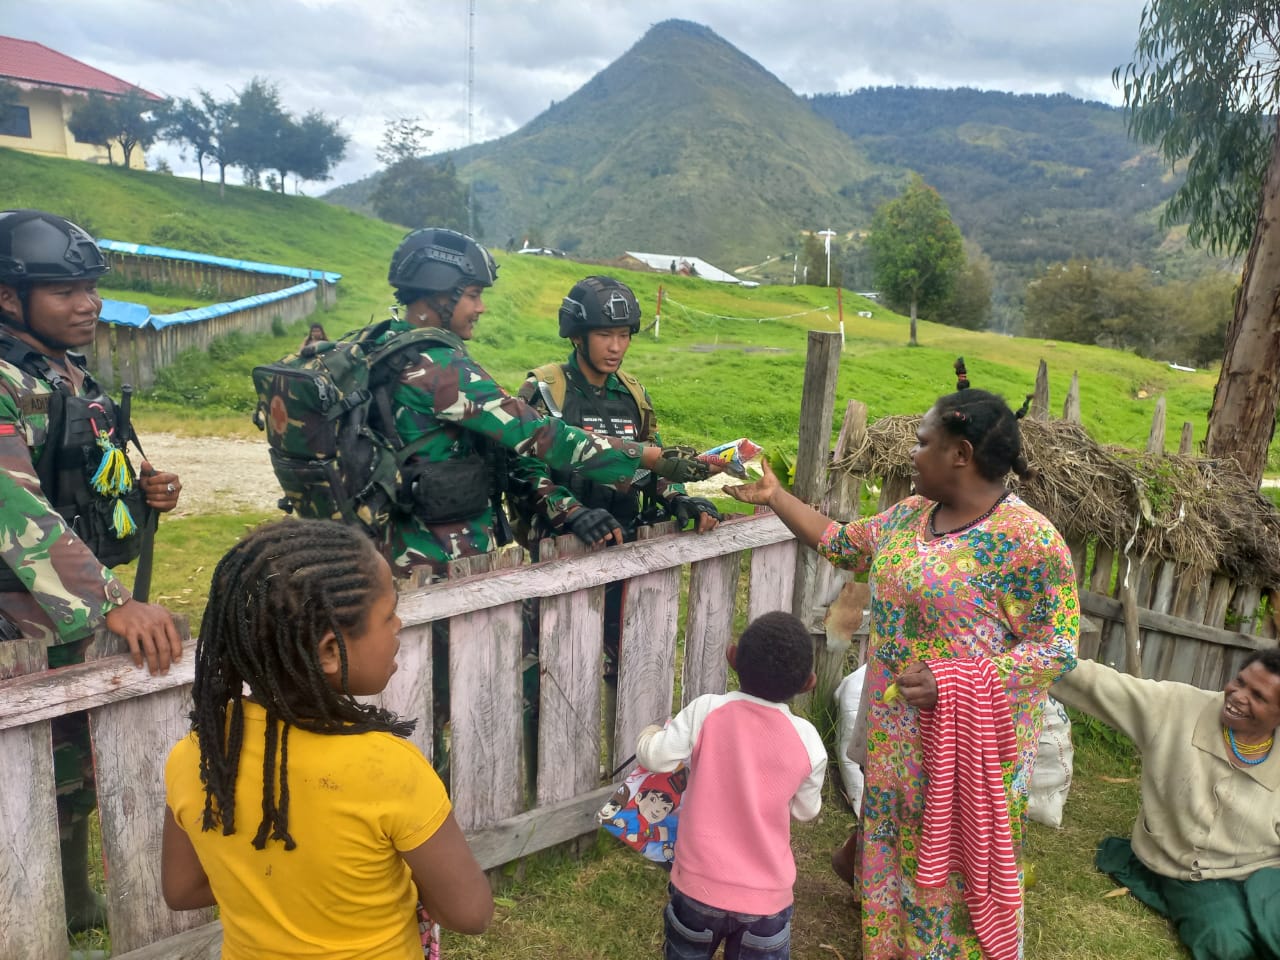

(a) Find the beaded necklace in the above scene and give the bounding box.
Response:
[1223,726,1274,766]
[928,490,1009,539]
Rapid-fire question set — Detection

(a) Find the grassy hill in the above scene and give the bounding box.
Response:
[4,146,1271,476]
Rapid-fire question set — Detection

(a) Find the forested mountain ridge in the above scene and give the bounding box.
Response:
[326,22,1228,330]
[328,20,893,266]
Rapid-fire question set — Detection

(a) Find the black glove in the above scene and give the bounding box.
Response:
[671,495,722,529]
[650,446,713,484]
[565,507,623,545]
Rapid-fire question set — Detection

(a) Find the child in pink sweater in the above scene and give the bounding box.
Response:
[637,611,827,960]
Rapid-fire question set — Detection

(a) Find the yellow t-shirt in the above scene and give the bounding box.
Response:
[165,701,450,960]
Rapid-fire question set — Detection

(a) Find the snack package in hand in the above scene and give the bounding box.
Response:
[700,437,764,479]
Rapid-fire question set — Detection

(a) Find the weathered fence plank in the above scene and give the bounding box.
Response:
[0,640,63,960]
[614,524,681,776]
[86,623,215,954]
[449,552,524,831]
[536,537,605,809]
[375,619,435,761]
[682,552,742,706]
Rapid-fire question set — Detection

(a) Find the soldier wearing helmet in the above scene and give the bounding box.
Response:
[512,275,721,548]
[0,209,184,931]
[376,230,718,782]
[510,276,721,746]
[375,228,718,578]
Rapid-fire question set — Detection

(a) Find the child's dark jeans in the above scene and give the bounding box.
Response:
[664,884,793,960]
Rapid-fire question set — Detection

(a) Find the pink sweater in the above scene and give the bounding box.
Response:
[637,691,827,915]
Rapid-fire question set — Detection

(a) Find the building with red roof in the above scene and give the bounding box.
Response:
[0,35,163,169]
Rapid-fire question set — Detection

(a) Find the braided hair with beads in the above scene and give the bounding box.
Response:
[190,519,414,851]
[933,356,1037,482]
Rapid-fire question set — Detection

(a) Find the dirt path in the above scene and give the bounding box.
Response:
[145,433,740,519]
[143,432,282,516]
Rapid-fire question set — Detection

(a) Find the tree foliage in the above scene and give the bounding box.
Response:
[798,232,843,287]
[1115,1,1279,257]
[867,174,965,345]
[1116,0,1280,482]
[371,156,469,231]
[936,243,992,331]
[1025,258,1233,367]
[377,116,432,166]
[68,91,165,167]
[67,93,119,163]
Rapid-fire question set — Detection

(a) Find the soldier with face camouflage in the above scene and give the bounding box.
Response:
[376,228,715,577]
[0,210,184,933]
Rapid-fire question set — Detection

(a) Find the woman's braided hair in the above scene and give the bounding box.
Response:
[932,357,1037,482]
[191,519,414,850]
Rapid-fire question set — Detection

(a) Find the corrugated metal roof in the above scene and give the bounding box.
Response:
[0,35,161,100]
[624,251,742,284]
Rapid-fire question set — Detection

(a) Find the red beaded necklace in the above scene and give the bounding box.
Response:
[928,490,1009,538]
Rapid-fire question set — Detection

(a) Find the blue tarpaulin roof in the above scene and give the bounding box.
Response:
[101,281,320,329]
[94,240,339,329]
[97,239,341,284]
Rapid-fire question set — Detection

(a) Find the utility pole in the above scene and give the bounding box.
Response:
[818,229,837,287]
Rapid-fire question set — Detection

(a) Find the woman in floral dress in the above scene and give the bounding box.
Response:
[728,381,1079,959]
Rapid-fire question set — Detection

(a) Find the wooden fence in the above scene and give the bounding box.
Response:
[85,249,339,392]
[0,513,798,960]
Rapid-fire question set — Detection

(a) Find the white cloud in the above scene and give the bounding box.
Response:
[3,0,1148,186]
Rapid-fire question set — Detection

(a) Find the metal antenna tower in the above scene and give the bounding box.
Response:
[466,0,476,236]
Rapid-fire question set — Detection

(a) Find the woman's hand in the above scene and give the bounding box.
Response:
[895,661,938,710]
[725,458,781,507]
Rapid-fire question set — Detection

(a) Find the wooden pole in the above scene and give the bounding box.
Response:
[1178,421,1194,455]
[1062,371,1081,423]
[1146,397,1167,454]
[653,285,663,340]
[1030,358,1049,420]
[790,331,843,713]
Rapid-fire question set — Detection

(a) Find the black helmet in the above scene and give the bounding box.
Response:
[558,276,641,338]
[0,210,108,285]
[388,227,497,294]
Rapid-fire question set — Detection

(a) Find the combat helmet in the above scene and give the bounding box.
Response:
[388,227,497,295]
[558,276,641,338]
[0,210,108,285]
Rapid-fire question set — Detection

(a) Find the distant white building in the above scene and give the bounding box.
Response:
[623,251,753,286]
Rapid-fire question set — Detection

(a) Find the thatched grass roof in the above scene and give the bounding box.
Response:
[835,415,1280,585]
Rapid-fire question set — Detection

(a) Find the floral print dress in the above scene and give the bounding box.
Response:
[818,493,1079,960]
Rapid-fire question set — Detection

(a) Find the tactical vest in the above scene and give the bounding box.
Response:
[526,362,657,533]
[0,334,149,592]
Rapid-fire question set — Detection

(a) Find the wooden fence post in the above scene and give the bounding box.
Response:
[1178,422,1194,456]
[1147,397,1167,453]
[1030,358,1049,420]
[1062,371,1081,424]
[85,619,215,953]
[789,331,843,713]
[0,640,64,960]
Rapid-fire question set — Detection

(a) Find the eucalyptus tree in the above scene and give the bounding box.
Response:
[1116,0,1280,482]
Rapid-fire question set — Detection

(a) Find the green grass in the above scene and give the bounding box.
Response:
[432,723,1185,960]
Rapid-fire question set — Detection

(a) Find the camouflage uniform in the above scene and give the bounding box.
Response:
[0,348,130,833]
[510,350,684,542]
[376,320,650,577]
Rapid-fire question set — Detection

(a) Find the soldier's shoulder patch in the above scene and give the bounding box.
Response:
[17,394,50,416]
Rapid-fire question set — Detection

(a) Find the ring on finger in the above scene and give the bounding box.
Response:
[166,483,176,494]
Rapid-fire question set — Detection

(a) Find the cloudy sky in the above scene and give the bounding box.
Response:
[7,0,1150,189]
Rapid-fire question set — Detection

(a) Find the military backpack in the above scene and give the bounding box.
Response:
[251,320,457,537]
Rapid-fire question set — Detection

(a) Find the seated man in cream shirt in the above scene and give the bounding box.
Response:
[1052,649,1280,960]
